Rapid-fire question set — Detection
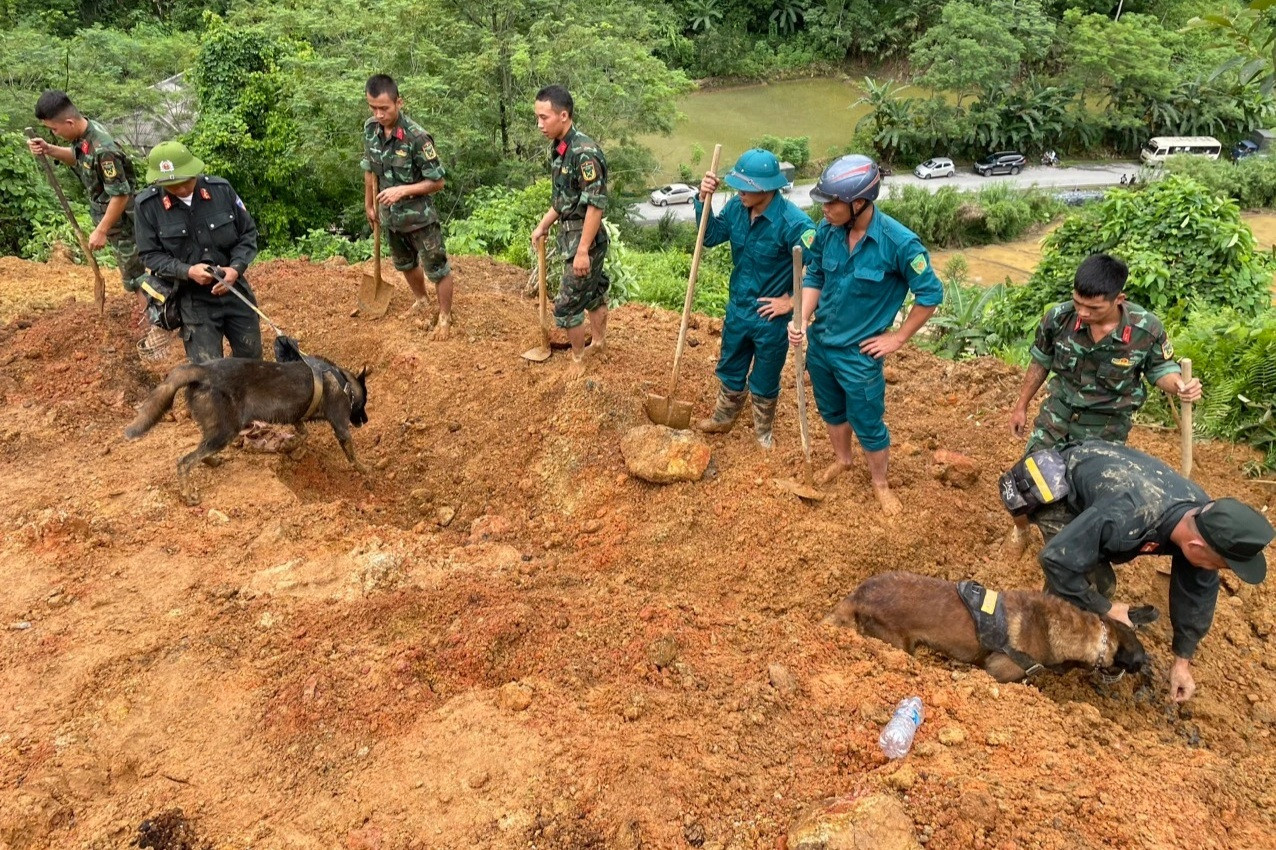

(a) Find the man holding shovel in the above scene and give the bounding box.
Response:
[27,90,146,298]
[362,74,455,339]
[693,149,815,449]
[1003,253,1202,557]
[531,85,609,378]
[788,154,942,515]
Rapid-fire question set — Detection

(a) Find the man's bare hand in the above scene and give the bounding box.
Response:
[211,266,239,295]
[1174,377,1203,403]
[756,294,792,320]
[860,331,905,359]
[365,205,377,226]
[1010,406,1027,438]
[1169,657,1196,703]
[787,321,805,348]
[376,185,413,206]
[1105,601,1134,628]
[188,264,217,286]
[699,171,719,200]
[27,137,49,157]
[572,250,591,277]
[88,227,108,252]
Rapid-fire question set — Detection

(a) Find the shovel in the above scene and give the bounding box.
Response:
[358,221,392,318]
[521,237,552,362]
[26,127,106,314]
[645,143,722,429]
[775,245,825,502]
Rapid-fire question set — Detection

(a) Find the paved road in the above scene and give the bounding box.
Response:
[631,161,1142,223]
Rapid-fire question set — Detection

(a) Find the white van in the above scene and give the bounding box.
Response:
[1140,136,1222,164]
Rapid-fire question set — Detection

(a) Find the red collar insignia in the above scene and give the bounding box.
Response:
[162,195,172,210]
[556,140,568,156]
[395,127,405,141]
[1073,316,1082,332]
[1139,542,1160,554]
[80,141,90,154]
[200,188,211,201]
[1121,325,1132,343]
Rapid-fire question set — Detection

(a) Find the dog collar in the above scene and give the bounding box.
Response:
[1094,624,1110,670]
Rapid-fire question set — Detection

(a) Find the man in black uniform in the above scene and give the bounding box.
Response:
[1021,441,1273,702]
[133,140,262,362]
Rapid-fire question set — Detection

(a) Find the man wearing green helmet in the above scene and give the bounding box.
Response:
[133,140,263,363]
[788,154,943,515]
[693,149,815,448]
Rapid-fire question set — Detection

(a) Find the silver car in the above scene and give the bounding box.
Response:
[914,157,956,179]
[649,183,697,206]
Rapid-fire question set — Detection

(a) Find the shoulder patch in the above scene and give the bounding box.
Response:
[1162,339,1174,360]
[581,159,597,182]
[102,159,118,180]
[910,253,927,275]
[800,229,815,249]
[422,139,437,160]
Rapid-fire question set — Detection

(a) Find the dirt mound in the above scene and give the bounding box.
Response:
[2,256,1275,849]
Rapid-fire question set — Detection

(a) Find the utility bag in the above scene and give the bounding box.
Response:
[999,449,1069,516]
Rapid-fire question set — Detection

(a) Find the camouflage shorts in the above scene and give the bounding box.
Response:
[1024,398,1132,455]
[554,225,610,329]
[91,205,146,291]
[387,221,451,281]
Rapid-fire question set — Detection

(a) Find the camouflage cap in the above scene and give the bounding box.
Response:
[146,140,205,185]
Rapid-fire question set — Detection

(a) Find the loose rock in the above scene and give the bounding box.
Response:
[787,793,922,850]
[931,450,980,489]
[499,681,533,712]
[620,425,712,484]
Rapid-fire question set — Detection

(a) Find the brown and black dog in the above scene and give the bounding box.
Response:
[826,571,1148,683]
[125,356,369,504]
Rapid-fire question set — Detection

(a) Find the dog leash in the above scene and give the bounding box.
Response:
[208,266,287,338]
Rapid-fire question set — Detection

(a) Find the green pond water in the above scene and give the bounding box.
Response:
[636,77,923,184]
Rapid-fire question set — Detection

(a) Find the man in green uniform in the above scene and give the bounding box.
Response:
[27,89,146,296]
[530,84,609,377]
[1004,253,1203,555]
[693,149,815,449]
[788,155,943,515]
[133,141,263,363]
[362,74,455,340]
[1013,441,1272,703]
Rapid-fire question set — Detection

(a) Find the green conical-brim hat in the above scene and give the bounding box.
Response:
[724,148,789,192]
[146,140,205,185]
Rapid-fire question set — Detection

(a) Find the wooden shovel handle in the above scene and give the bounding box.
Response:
[536,237,549,324]
[1180,358,1193,477]
[372,220,381,283]
[666,143,723,398]
[791,245,815,483]
[26,127,105,313]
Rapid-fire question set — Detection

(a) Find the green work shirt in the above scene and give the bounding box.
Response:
[72,118,136,211]
[550,125,607,221]
[1030,301,1180,420]
[360,113,445,233]
[692,192,815,315]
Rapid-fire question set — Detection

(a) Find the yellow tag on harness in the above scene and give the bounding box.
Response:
[140,281,166,302]
[1024,456,1054,503]
[981,589,999,615]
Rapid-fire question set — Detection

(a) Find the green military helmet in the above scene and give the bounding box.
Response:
[146,140,205,185]
[723,148,789,193]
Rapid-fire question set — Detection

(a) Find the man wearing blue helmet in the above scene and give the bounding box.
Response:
[788,154,943,514]
[694,149,816,448]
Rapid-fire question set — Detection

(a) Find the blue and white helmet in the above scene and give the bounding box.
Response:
[809,154,881,204]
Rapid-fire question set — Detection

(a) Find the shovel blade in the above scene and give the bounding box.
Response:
[774,477,826,502]
[644,393,693,430]
[521,346,551,362]
[359,272,392,318]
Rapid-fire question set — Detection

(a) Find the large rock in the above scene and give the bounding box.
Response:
[621,425,712,484]
[787,793,921,850]
[931,449,980,489]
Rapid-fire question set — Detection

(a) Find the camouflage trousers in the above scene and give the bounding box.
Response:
[90,204,146,292]
[387,221,451,281]
[554,222,610,329]
[1024,396,1133,455]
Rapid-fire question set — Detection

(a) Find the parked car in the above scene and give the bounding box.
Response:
[649,183,697,206]
[914,157,955,179]
[1233,139,1261,162]
[974,151,1026,176]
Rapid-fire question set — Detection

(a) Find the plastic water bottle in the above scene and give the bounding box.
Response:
[878,697,925,759]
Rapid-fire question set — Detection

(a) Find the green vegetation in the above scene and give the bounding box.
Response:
[879,183,1063,248]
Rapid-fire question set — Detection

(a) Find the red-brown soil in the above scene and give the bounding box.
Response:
[1,256,1274,850]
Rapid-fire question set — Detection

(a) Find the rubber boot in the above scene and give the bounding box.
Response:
[752,395,778,449]
[696,387,748,433]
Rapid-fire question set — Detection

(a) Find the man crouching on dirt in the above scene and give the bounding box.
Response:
[530,84,609,379]
[1006,440,1273,702]
[133,141,263,363]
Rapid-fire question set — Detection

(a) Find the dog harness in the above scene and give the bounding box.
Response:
[956,580,1044,678]
[302,370,325,420]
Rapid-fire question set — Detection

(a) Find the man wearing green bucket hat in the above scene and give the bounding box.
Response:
[692,148,815,449]
[134,140,263,363]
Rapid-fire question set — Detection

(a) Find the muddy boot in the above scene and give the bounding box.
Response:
[751,395,778,449]
[696,387,748,434]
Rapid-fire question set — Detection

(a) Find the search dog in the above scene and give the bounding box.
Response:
[125,354,369,504]
[826,571,1148,683]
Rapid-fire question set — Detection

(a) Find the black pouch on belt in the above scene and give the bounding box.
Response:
[998,448,1069,516]
[139,274,182,331]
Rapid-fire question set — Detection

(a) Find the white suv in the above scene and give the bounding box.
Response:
[914,157,956,179]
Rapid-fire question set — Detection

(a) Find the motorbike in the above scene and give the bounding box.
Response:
[1041,150,1060,167]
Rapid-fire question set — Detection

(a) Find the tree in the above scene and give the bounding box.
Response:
[909,2,1024,107]
[1058,11,1176,110]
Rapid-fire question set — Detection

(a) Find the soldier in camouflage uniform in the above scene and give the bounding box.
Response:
[362,74,455,340]
[1004,253,1202,556]
[531,85,609,376]
[28,90,146,297]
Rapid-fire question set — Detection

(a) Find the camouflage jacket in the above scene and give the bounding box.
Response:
[1030,300,1180,420]
[361,113,445,233]
[71,119,137,211]
[550,125,607,221]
